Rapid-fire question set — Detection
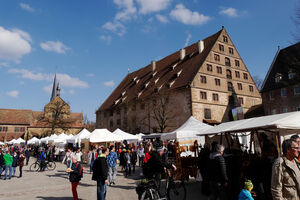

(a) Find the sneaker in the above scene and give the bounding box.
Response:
[112,182,115,185]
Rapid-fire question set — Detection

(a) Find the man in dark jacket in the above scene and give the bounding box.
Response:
[92,147,109,200]
[209,144,228,200]
[25,147,31,165]
[0,148,5,177]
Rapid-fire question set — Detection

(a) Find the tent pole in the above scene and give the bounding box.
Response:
[249,130,254,153]
[220,133,223,145]
[275,131,281,158]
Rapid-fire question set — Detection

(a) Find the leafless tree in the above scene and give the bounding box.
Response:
[37,100,74,136]
[252,75,263,91]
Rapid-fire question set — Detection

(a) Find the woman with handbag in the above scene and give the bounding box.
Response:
[67,156,83,200]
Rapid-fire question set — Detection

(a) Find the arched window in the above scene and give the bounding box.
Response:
[226,69,232,79]
[225,57,231,66]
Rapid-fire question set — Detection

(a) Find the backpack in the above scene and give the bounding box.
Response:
[76,162,83,178]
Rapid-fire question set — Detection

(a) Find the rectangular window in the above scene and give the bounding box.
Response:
[215,78,221,86]
[217,66,222,74]
[281,88,287,97]
[225,57,231,66]
[235,60,240,67]
[228,82,233,91]
[294,86,300,95]
[243,73,248,80]
[117,119,121,125]
[271,109,276,115]
[282,108,288,113]
[212,93,219,101]
[15,127,19,132]
[229,47,234,54]
[237,83,243,90]
[214,54,220,62]
[200,75,207,83]
[249,85,254,92]
[297,106,300,111]
[140,103,145,110]
[110,110,113,116]
[269,91,274,100]
[200,91,207,100]
[116,109,120,115]
[235,71,240,78]
[207,64,213,72]
[0,127,2,132]
[204,109,211,119]
[223,35,228,43]
[238,97,244,105]
[219,44,224,51]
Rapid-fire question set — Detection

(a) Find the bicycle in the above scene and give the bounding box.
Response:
[136,169,186,200]
[30,160,56,171]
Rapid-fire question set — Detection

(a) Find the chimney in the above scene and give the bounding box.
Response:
[180,48,186,60]
[151,61,156,71]
[198,40,204,54]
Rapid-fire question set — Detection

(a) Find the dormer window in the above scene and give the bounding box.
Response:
[288,71,295,80]
[275,73,282,83]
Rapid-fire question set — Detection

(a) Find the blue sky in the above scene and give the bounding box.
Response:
[0,0,298,121]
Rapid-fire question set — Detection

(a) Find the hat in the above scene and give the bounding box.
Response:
[244,179,253,190]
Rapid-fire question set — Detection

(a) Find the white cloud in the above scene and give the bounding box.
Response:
[0,26,32,61]
[40,41,70,54]
[43,84,52,94]
[86,73,95,77]
[156,14,169,24]
[137,0,171,14]
[219,7,238,18]
[8,68,89,89]
[170,4,211,25]
[100,35,112,45]
[184,33,192,47]
[19,3,35,12]
[69,89,75,95]
[7,90,19,98]
[104,81,115,87]
[0,62,9,67]
[114,0,137,21]
[102,21,126,36]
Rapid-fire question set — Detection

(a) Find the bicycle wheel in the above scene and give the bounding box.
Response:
[167,181,186,200]
[140,189,160,200]
[30,162,40,172]
[47,161,56,171]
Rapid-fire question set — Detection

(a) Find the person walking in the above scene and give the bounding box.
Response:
[271,139,300,199]
[124,149,131,177]
[12,151,19,177]
[137,144,145,167]
[209,144,229,200]
[74,147,82,163]
[88,148,97,173]
[68,156,83,200]
[130,148,137,173]
[3,150,13,180]
[107,146,118,186]
[0,148,5,178]
[18,152,25,178]
[92,147,109,200]
[40,148,46,171]
[63,148,73,169]
[25,147,31,165]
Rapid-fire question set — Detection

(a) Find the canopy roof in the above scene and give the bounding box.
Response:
[161,116,212,141]
[7,139,16,144]
[90,129,122,143]
[27,137,40,145]
[40,136,50,143]
[47,134,59,143]
[0,141,4,145]
[67,128,91,144]
[199,111,300,136]
[14,138,25,145]
[112,129,139,141]
[49,133,73,144]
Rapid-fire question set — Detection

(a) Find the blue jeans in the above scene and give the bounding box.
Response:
[5,165,12,179]
[12,167,16,176]
[90,160,94,173]
[97,180,107,200]
[0,165,5,175]
[66,160,71,168]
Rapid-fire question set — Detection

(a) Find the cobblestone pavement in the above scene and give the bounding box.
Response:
[0,160,206,200]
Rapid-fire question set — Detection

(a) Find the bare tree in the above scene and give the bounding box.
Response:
[152,92,172,133]
[83,114,96,132]
[252,75,264,91]
[37,100,74,136]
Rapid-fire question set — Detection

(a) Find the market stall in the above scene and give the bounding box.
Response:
[112,128,139,141]
[27,137,40,145]
[89,129,122,145]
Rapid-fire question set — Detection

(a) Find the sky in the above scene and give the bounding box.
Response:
[0,0,298,122]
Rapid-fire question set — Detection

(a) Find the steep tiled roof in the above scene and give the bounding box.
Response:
[98,29,222,111]
[0,109,33,125]
[261,42,300,92]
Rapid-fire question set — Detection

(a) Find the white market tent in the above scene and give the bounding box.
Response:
[7,139,16,145]
[49,133,72,144]
[137,133,145,141]
[89,129,122,143]
[161,116,212,146]
[14,138,25,145]
[40,136,50,144]
[67,129,91,144]
[112,129,139,141]
[46,134,59,144]
[199,111,300,136]
[27,137,40,145]
[0,141,4,145]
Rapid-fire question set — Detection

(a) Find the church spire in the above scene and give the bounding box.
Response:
[50,73,60,101]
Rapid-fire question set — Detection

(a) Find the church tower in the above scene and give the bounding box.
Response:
[50,73,61,101]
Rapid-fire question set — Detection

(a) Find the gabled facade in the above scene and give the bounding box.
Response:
[261,42,300,115]
[96,27,262,133]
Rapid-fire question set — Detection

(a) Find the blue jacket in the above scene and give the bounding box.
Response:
[107,151,118,167]
[40,151,45,161]
[238,189,254,200]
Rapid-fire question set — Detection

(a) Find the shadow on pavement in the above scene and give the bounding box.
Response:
[35,196,74,200]
[46,172,68,179]
[109,185,136,190]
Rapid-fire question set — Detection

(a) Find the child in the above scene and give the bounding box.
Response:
[238,179,254,200]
